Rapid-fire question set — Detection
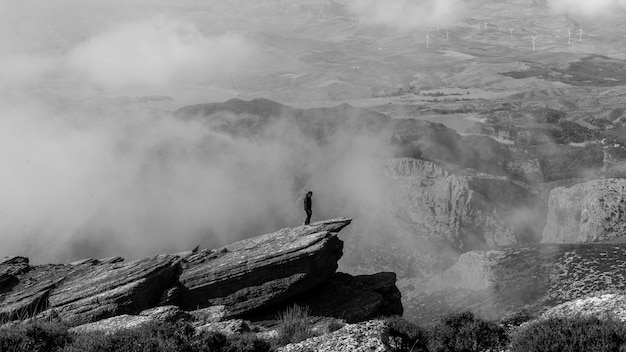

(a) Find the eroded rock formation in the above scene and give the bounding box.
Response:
[0,218,402,328]
[542,178,626,243]
[380,158,546,249]
[409,243,626,323]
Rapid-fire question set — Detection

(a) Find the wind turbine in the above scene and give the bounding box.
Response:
[567,29,572,44]
[578,26,583,41]
[531,35,537,51]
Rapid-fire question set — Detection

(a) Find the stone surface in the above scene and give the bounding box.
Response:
[542,178,626,243]
[0,255,181,325]
[70,305,192,335]
[277,320,394,352]
[541,293,626,322]
[178,218,351,316]
[48,254,181,325]
[294,272,403,323]
[196,319,251,335]
[380,158,545,250]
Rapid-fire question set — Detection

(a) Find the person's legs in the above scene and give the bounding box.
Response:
[305,210,312,225]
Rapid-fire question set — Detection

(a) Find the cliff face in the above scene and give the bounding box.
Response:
[408,243,626,323]
[380,158,546,250]
[0,218,402,328]
[542,178,626,243]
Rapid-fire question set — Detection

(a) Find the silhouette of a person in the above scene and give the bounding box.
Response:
[303,191,313,225]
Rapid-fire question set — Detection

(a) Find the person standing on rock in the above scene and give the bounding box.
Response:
[304,191,313,225]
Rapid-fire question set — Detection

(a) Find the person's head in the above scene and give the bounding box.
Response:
[306,191,313,197]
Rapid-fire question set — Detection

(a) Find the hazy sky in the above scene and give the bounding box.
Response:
[1,0,624,263]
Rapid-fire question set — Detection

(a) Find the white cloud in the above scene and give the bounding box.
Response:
[0,16,253,90]
[67,16,253,89]
[549,0,626,18]
[347,0,468,32]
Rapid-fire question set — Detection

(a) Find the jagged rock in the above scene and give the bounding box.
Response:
[139,305,192,323]
[70,314,153,335]
[178,218,351,316]
[542,178,626,243]
[70,306,192,334]
[158,286,181,306]
[48,254,181,325]
[100,257,124,264]
[409,243,626,323]
[0,254,181,325]
[70,258,100,266]
[294,272,403,323]
[380,158,545,249]
[190,306,229,324]
[196,319,251,335]
[277,320,394,352]
[0,256,29,276]
[541,293,626,322]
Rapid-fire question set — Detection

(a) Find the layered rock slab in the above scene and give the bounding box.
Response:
[0,255,181,325]
[178,218,352,315]
[542,178,626,243]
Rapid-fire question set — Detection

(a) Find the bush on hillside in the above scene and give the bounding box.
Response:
[0,321,273,352]
[384,316,428,352]
[275,304,316,346]
[0,322,70,352]
[509,315,626,352]
[427,311,508,352]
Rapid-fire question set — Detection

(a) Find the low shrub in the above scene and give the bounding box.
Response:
[66,322,196,352]
[0,320,272,352]
[509,315,626,352]
[384,316,428,352]
[427,311,508,352]
[275,304,315,346]
[0,322,70,352]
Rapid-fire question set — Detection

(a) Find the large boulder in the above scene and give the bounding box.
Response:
[542,178,626,243]
[293,272,403,323]
[178,218,351,316]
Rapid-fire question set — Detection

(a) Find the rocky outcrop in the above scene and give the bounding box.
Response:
[278,320,394,352]
[541,293,626,322]
[542,178,626,243]
[408,243,626,323]
[380,158,545,249]
[293,272,403,323]
[69,306,192,335]
[0,254,181,325]
[178,218,351,316]
[0,218,403,328]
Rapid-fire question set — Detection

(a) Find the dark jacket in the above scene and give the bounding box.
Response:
[304,194,312,213]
